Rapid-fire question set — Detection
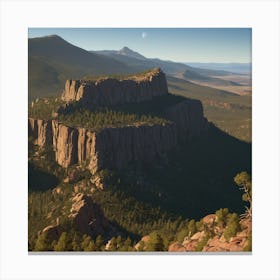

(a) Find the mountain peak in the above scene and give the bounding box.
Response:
[118,46,146,60]
[29,34,67,44]
[120,46,131,51]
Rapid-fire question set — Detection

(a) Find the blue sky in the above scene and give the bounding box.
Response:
[28,28,251,63]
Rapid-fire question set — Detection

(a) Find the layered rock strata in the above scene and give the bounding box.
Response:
[61,68,168,107]
[29,118,178,173]
[29,69,208,172]
[165,99,207,139]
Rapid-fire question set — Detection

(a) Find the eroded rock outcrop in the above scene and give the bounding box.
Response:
[168,215,252,252]
[40,224,63,242]
[61,68,168,107]
[29,119,178,172]
[37,193,108,242]
[88,123,177,172]
[165,99,208,139]
[68,193,108,237]
[28,118,52,146]
[29,69,209,173]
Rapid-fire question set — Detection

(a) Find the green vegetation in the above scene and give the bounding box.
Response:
[83,68,160,82]
[54,232,73,251]
[28,94,185,130]
[28,35,133,100]
[28,56,63,100]
[58,108,169,132]
[28,37,252,252]
[167,76,251,142]
[195,235,210,251]
[243,231,252,251]
[215,208,242,241]
[34,232,53,251]
[28,115,251,251]
[28,97,64,120]
[145,232,165,251]
[224,213,241,241]
[28,168,250,251]
[216,208,229,228]
[234,171,252,218]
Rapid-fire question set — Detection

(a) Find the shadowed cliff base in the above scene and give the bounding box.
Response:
[108,123,251,221]
[28,162,59,191]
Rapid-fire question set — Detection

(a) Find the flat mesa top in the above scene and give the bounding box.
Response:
[83,68,162,83]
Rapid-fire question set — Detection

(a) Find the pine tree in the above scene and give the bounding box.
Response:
[224,213,241,241]
[84,240,96,251]
[72,233,82,251]
[81,235,92,251]
[54,232,72,251]
[95,235,104,251]
[234,171,252,219]
[187,219,197,236]
[216,208,229,228]
[146,233,165,251]
[34,232,53,251]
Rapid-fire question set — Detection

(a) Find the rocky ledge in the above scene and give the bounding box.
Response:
[61,68,168,107]
[29,69,208,173]
[39,193,108,242]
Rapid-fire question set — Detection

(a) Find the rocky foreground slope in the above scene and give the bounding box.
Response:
[132,214,251,252]
[168,214,251,252]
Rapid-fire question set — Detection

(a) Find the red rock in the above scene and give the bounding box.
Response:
[168,242,186,252]
[202,214,216,224]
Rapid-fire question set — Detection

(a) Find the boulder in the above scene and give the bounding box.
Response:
[168,242,186,252]
[68,193,107,237]
[135,235,150,251]
[41,224,63,242]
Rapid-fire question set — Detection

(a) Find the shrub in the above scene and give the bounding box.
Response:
[224,213,241,241]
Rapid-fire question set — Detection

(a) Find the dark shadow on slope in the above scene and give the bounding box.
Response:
[118,123,251,221]
[28,162,59,191]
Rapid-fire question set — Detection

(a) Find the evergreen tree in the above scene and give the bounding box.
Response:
[215,208,229,228]
[34,232,53,251]
[84,240,96,251]
[234,171,252,218]
[72,233,82,251]
[224,213,241,241]
[187,219,196,236]
[95,235,104,251]
[81,235,92,251]
[146,233,165,251]
[54,232,72,251]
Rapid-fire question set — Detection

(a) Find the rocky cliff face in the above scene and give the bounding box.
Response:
[61,68,168,107]
[28,118,177,172]
[68,193,108,237]
[88,123,177,172]
[38,193,109,242]
[28,118,52,146]
[29,69,208,173]
[165,99,208,139]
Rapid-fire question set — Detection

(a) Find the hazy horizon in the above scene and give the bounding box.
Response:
[28,28,252,64]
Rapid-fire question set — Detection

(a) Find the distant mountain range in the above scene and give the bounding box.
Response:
[185,62,252,74]
[28,35,250,100]
[28,35,131,99]
[93,47,235,77]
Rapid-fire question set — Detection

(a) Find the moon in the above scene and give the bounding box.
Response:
[142,32,147,39]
